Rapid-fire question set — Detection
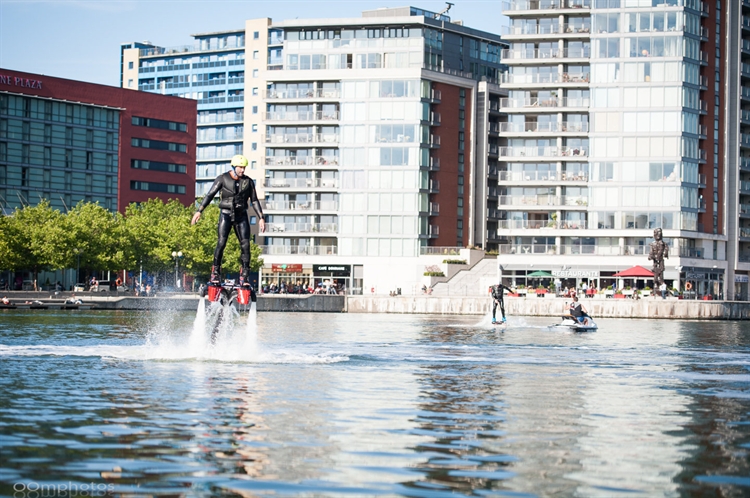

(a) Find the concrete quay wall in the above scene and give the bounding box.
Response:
[346,296,750,320]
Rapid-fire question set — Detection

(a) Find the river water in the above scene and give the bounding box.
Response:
[0,307,749,497]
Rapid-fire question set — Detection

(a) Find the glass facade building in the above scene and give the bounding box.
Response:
[495,0,742,299]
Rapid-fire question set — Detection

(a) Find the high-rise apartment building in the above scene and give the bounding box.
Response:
[496,0,748,300]
[122,6,506,293]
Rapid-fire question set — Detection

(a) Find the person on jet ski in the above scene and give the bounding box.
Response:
[569,295,590,325]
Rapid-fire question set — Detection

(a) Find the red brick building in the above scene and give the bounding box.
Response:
[0,68,196,213]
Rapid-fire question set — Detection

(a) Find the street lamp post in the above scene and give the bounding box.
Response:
[172,251,183,289]
[74,248,81,288]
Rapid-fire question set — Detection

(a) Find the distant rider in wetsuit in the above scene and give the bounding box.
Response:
[491,282,513,324]
[191,154,266,287]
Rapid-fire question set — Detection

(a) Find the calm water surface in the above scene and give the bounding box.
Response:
[0,308,749,497]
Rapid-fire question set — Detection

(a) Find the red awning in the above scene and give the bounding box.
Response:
[612,265,655,278]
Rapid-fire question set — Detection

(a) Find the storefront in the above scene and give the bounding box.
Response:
[313,264,352,295]
[260,264,311,292]
[682,269,724,300]
[735,274,748,301]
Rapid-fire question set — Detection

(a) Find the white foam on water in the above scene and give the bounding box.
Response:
[0,299,347,365]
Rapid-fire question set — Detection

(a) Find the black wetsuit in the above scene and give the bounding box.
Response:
[491,284,513,321]
[197,171,264,273]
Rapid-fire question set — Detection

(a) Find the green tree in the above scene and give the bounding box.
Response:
[64,201,122,275]
[10,200,70,284]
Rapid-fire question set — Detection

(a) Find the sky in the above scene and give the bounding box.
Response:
[0,0,507,87]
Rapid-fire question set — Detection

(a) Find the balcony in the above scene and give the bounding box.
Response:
[698,173,707,188]
[742,133,750,149]
[498,243,558,255]
[498,195,561,207]
[423,89,442,103]
[498,121,589,134]
[740,204,750,218]
[428,225,439,237]
[497,220,590,230]
[679,247,704,259]
[265,89,341,100]
[261,245,338,256]
[424,157,440,171]
[499,146,588,158]
[266,222,338,234]
[740,180,750,194]
[501,47,591,63]
[498,171,559,182]
[425,135,441,148]
[504,0,591,14]
[499,97,590,110]
[741,157,750,172]
[139,41,244,57]
[263,111,339,122]
[427,180,440,193]
[265,133,339,145]
[263,178,338,189]
[742,86,750,102]
[263,200,339,211]
[264,156,339,167]
[423,112,441,126]
[741,110,750,126]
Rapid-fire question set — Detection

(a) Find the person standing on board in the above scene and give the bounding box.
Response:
[491,281,513,324]
[191,154,266,287]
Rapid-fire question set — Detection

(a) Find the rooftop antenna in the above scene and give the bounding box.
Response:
[436,2,453,18]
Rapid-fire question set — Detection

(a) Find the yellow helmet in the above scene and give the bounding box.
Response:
[230,154,249,168]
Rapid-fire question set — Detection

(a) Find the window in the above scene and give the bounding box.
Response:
[131,137,187,152]
[251,142,257,151]
[131,159,187,173]
[252,87,259,96]
[131,180,186,194]
[128,79,133,88]
[131,116,187,132]
[253,50,259,59]
[253,69,259,78]
[252,105,258,114]
[253,31,259,39]
[128,61,134,69]
[251,124,258,132]
[251,160,258,169]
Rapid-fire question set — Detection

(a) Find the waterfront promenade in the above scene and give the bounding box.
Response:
[4,291,750,319]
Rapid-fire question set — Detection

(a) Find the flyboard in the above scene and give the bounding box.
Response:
[548,314,598,332]
[199,280,256,342]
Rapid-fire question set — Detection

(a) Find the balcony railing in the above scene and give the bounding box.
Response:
[505,0,591,12]
[739,204,750,217]
[499,146,588,158]
[498,244,559,255]
[261,245,338,256]
[264,156,339,167]
[506,24,562,35]
[263,111,340,121]
[265,133,339,144]
[501,48,591,60]
[742,229,750,239]
[139,41,245,57]
[499,97,590,109]
[265,89,341,99]
[679,247,705,258]
[263,200,339,211]
[497,220,591,229]
[420,246,462,256]
[498,121,589,133]
[264,178,339,189]
[741,180,750,193]
[497,195,588,206]
[266,222,338,233]
[741,157,750,171]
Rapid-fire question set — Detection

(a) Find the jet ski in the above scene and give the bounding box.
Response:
[549,314,598,332]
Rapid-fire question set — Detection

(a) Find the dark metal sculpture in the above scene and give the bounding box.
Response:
[648,228,669,287]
